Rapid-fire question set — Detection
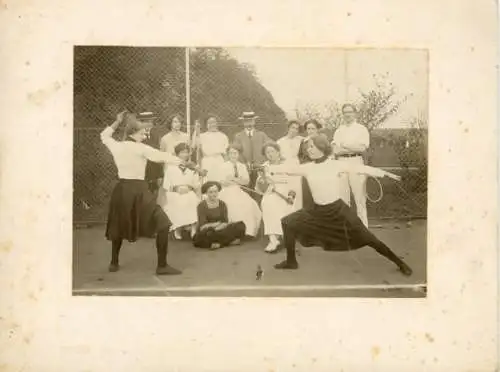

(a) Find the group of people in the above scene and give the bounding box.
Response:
[100,106,413,277]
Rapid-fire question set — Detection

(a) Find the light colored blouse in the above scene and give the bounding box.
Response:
[274,159,386,205]
[199,131,229,157]
[276,135,303,163]
[163,164,200,191]
[100,126,178,180]
[160,131,190,154]
[218,161,250,186]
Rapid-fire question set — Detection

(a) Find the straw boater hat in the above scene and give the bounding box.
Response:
[238,111,259,120]
[137,112,157,121]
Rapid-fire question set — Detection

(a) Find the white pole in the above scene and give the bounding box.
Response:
[185,47,191,139]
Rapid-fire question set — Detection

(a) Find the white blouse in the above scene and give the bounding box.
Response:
[160,131,190,154]
[218,161,250,185]
[100,127,179,180]
[273,159,386,205]
[199,131,229,157]
[163,164,200,190]
[276,135,303,162]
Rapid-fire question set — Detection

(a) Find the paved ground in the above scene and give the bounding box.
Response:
[72,219,427,298]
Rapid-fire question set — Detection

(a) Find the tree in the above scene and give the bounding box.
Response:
[294,74,407,133]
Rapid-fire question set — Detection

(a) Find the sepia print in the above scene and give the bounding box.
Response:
[72,46,428,297]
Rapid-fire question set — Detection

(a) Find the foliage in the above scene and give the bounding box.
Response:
[294,74,406,132]
[73,46,287,129]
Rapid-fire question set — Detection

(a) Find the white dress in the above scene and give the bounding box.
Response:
[160,131,190,155]
[276,135,303,165]
[199,131,229,182]
[218,161,262,237]
[260,161,300,236]
[161,164,200,230]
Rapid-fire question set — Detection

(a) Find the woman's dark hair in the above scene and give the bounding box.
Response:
[287,120,300,128]
[169,114,183,130]
[201,181,222,194]
[341,103,357,113]
[309,134,332,156]
[205,114,218,126]
[227,142,242,154]
[174,142,190,156]
[261,142,281,157]
[304,119,322,130]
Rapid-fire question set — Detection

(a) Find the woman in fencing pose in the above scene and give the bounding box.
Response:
[100,111,183,275]
[192,181,246,250]
[257,142,301,253]
[271,134,413,276]
[218,144,262,238]
[194,115,229,182]
[298,119,323,164]
[161,142,201,240]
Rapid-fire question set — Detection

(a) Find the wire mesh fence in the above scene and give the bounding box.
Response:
[73,124,427,224]
[73,46,427,225]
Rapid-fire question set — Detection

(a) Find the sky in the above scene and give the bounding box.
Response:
[227,48,428,128]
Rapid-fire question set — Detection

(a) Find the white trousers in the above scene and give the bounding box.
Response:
[337,156,368,227]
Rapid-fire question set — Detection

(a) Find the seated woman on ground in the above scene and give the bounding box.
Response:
[161,142,201,240]
[193,181,246,250]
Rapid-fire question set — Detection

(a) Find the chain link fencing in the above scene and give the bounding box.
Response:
[73,46,427,225]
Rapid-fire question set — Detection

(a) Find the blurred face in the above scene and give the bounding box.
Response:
[264,145,280,163]
[171,116,182,131]
[206,185,219,201]
[228,148,240,162]
[288,123,299,137]
[306,123,318,137]
[131,127,148,142]
[206,117,218,132]
[342,106,356,124]
[307,140,324,160]
[243,118,255,130]
[177,149,190,162]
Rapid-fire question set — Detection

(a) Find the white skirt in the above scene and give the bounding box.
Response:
[202,155,226,182]
[219,185,262,237]
[162,190,199,229]
[261,192,295,236]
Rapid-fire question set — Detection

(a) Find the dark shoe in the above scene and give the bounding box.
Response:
[399,263,413,276]
[156,265,182,275]
[108,263,120,272]
[274,260,299,270]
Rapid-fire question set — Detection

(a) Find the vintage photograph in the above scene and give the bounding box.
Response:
[72,46,428,297]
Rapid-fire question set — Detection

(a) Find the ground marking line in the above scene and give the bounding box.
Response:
[73,283,426,294]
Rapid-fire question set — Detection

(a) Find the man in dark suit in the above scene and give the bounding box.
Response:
[139,112,168,194]
[232,111,272,190]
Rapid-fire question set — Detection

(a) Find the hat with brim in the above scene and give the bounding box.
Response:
[239,111,259,120]
[137,112,157,121]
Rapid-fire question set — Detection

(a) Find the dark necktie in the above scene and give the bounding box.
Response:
[233,163,239,178]
[248,131,254,163]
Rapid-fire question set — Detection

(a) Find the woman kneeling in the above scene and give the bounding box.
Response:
[193,181,246,250]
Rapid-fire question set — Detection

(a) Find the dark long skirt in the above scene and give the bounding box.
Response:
[193,221,246,249]
[105,179,172,242]
[282,199,378,251]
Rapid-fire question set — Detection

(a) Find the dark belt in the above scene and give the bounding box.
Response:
[336,153,363,158]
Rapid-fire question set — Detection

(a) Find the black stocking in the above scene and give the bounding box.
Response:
[111,239,122,265]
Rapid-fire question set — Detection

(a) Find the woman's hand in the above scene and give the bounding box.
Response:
[214,222,228,231]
